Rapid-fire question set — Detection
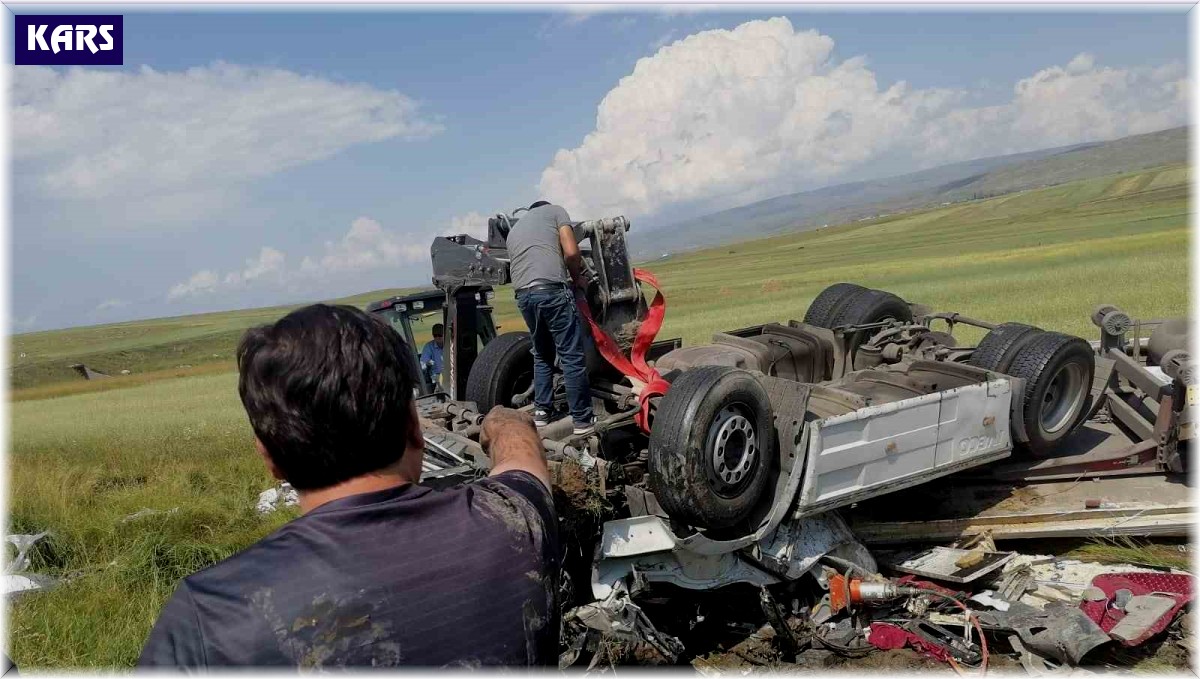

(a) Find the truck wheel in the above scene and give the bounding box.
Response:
[826,289,912,351]
[803,283,867,328]
[967,322,1042,373]
[828,289,912,328]
[1007,332,1095,457]
[648,366,776,530]
[464,332,534,412]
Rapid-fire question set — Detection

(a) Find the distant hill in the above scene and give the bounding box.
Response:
[9,286,429,389]
[631,126,1188,259]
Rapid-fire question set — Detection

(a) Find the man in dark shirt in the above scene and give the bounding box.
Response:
[139,304,559,668]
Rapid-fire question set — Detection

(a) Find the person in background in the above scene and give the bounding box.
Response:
[420,323,445,388]
[138,304,558,668]
[505,200,595,436]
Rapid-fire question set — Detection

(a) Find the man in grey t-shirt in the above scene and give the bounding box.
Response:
[505,201,594,435]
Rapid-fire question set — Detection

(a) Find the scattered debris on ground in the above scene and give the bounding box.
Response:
[4,532,58,597]
[563,522,1193,673]
[256,482,299,514]
[68,364,109,380]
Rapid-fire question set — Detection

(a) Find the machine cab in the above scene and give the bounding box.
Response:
[367,288,498,396]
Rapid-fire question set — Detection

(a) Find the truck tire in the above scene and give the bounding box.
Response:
[968,322,1042,373]
[1007,331,1095,457]
[1148,318,1189,367]
[828,289,912,328]
[803,283,867,328]
[648,366,776,530]
[464,332,534,412]
[825,288,912,351]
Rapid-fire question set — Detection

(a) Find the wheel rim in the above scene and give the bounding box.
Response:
[706,405,758,497]
[1040,361,1086,434]
[513,369,535,404]
[504,368,534,407]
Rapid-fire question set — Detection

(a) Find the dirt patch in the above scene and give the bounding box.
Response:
[1084,613,1192,672]
[474,485,540,554]
[250,589,402,668]
[719,287,733,298]
[991,484,1045,512]
[699,645,956,674]
[761,279,784,294]
[551,459,605,515]
[825,648,947,672]
[615,320,643,347]
[549,458,610,562]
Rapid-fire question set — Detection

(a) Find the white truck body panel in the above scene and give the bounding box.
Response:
[796,378,1013,515]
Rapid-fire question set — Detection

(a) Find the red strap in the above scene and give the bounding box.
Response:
[576,268,669,432]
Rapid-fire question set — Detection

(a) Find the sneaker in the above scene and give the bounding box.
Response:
[533,408,553,427]
[572,419,596,437]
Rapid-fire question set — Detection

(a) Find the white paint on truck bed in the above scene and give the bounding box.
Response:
[797,378,1013,515]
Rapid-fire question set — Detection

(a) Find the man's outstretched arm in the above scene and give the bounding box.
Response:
[481,407,551,491]
[557,224,589,289]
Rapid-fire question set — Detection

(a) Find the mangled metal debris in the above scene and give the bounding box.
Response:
[561,577,686,669]
[4,532,59,597]
[891,546,1016,584]
[255,482,299,514]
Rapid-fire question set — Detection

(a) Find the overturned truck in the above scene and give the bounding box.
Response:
[413,211,1191,665]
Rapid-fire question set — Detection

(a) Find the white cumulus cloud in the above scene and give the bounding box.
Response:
[13,63,442,229]
[300,217,426,276]
[165,214,470,302]
[539,17,1188,219]
[445,211,489,239]
[221,247,287,288]
[95,298,129,311]
[167,270,221,301]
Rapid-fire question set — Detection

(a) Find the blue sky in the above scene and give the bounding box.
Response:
[9,7,1189,332]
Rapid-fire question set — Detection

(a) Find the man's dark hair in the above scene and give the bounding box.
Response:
[432,323,445,337]
[529,200,551,209]
[237,304,419,490]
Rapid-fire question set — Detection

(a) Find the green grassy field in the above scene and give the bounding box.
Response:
[9,287,426,389]
[7,164,1191,667]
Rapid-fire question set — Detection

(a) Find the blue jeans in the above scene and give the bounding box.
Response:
[516,286,594,425]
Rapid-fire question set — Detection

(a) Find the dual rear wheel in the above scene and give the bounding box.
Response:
[968,325,1094,457]
[803,282,913,352]
[805,283,1095,458]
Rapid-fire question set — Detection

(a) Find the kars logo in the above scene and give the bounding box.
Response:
[15,15,123,66]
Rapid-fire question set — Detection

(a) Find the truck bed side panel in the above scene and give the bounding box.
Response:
[796,379,1012,516]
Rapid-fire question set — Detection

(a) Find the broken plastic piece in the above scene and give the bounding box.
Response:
[970,590,1011,612]
[256,483,299,514]
[4,532,58,597]
[977,600,1111,664]
[1110,595,1177,643]
[894,546,1015,583]
[1078,572,1192,646]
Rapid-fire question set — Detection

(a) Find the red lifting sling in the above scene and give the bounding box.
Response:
[574,269,670,433]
